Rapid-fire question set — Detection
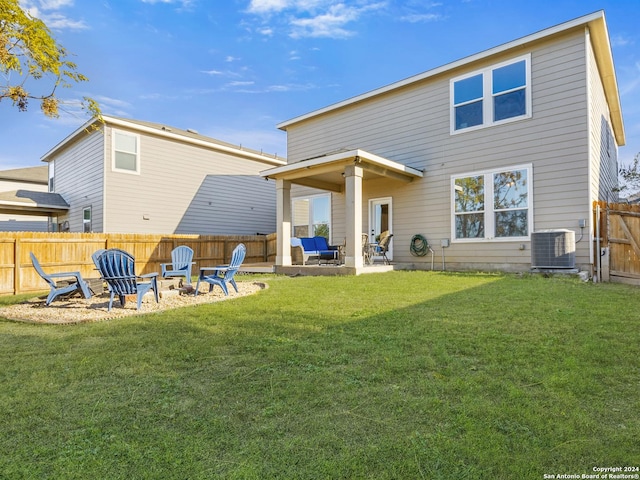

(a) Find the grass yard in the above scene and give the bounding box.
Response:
[0,271,638,479]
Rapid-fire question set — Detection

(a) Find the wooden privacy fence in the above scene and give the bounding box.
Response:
[0,232,277,296]
[594,201,640,285]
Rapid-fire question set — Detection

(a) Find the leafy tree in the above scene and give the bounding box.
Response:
[0,0,99,118]
[314,223,330,239]
[617,152,640,195]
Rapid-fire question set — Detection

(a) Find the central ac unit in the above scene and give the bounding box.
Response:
[531,229,576,269]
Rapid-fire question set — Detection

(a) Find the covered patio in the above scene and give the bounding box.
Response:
[261,149,423,275]
[0,190,69,218]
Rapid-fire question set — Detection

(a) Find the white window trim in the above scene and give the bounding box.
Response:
[111,129,141,174]
[291,193,332,239]
[450,164,533,243]
[48,160,55,192]
[450,54,532,135]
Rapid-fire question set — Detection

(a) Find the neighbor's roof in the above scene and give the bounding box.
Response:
[41,115,287,166]
[0,166,48,185]
[0,190,69,214]
[277,10,625,146]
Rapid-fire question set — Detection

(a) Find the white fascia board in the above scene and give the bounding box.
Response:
[103,116,286,166]
[261,149,423,178]
[277,11,606,130]
[41,115,287,166]
[41,117,98,162]
[0,200,69,210]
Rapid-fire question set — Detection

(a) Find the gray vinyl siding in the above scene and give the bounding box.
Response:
[285,30,594,271]
[0,217,48,232]
[174,175,276,235]
[103,126,277,235]
[51,130,104,232]
[587,36,619,204]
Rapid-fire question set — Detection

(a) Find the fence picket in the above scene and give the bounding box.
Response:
[0,232,276,296]
[594,200,640,285]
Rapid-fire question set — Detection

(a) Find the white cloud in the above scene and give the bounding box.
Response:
[138,92,182,101]
[39,0,74,8]
[400,13,442,23]
[43,13,88,29]
[611,34,634,48]
[247,0,290,14]
[290,2,386,39]
[20,0,88,30]
[201,68,244,78]
[246,0,388,39]
[139,0,195,12]
[93,95,132,110]
[140,0,192,5]
[265,82,314,92]
[290,4,356,38]
[228,81,255,87]
[258,27,274,36]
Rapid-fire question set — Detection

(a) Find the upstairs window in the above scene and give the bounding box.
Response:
[451,55,531,133]
[113,130,140,173]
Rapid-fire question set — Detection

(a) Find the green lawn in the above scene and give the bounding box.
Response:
[0,271,638,479]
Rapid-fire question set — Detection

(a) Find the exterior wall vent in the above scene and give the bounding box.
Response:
[531,229,576,269]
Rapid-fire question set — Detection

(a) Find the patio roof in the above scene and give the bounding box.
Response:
[0,190,69,215]
[261,149,423,193]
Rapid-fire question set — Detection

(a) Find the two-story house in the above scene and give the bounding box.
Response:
[43,115,286,235]
[263,10,624,275]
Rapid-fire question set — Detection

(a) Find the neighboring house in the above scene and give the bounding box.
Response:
[263,11,624,275]
[42,115,286,235]
[624,192,640,204]
[0,166,68,232]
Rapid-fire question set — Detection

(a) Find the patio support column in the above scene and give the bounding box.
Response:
[344,164,364,268]
[276,179,292,266]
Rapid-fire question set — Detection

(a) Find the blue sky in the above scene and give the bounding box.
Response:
[2,0,639,170]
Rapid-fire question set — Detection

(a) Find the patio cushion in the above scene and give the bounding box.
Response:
[300,237,318,253]
[292,236,339,264]
[312,236,337,259]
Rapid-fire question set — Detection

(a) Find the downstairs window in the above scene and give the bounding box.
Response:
[452,165,532,242]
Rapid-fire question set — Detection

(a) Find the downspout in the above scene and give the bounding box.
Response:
[586,25,596,280]
[102,124,108,234]
[595,203,601,282]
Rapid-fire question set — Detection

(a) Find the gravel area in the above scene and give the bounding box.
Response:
[0,282,266,325]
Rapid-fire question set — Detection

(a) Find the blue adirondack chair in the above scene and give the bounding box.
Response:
[91,249,107,270]
[195,243,246,296]
[30,252,92,306]
[95,249,159,311]
[160,245,195,285]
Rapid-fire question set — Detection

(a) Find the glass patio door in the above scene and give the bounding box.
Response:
[368,197,392,261]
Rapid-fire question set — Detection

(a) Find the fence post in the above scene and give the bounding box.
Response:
[13,238,19,296]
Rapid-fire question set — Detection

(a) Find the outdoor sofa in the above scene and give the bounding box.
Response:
[291,236,340,265]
